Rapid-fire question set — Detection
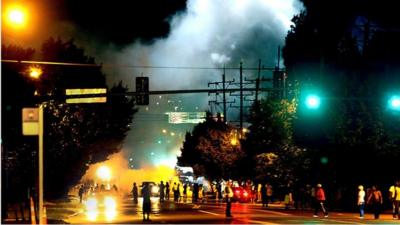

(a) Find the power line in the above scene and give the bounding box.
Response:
[1,59,276,70]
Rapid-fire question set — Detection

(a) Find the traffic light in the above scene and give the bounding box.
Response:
[136,77,149,105]
[305,94,321,109]
[388,95,400,111]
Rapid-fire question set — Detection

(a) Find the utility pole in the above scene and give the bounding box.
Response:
[239,62,243,132]
[222,66,227,122]
[255,59,261,102]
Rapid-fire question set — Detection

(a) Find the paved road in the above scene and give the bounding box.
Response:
[47,196,400,224]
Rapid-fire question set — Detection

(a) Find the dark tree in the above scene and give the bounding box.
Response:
[178,113,244,181]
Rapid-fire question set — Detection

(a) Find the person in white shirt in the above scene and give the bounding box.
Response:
[358,185,366,219]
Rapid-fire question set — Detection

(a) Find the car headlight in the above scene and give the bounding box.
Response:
[86,197,98,211]
[104,196,117,210]
[152,186,159,194]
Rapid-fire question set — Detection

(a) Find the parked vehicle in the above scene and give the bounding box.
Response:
[231,186,251,203]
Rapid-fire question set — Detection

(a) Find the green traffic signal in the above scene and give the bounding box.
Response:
[305,94,321,109]
[389,95,400,111]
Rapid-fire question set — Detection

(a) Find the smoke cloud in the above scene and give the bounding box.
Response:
[99,0,303,168]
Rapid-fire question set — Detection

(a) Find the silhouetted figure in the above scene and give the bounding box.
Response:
[78,185,84,203]
[165,182,170,200]
[217,182,222,202]
[193,183,199,203]
[367,185,383,219]
[159,181,165,203]
[183,184,188,202]
[261,183,267,207]
[132,183,138,204]
[142,183,151,221]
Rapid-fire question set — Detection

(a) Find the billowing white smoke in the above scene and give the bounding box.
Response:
[103,0,303,90]
[100,0,303,168]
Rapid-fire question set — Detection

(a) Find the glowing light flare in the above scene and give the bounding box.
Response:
[85,197,98,211]
[389,95,400,111]
[86,210,98,221]
[305,94,321,109]
[6,6,27,27]
[104,196,117,210]
[28,66,43,79]
[230,138,238,146]
[96,166,111,181]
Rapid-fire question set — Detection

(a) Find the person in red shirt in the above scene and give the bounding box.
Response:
[313,183,328,218]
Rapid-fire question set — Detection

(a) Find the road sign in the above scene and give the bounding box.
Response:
[136,77,149,105]
[65,88,107,103]
[22,107,39,135]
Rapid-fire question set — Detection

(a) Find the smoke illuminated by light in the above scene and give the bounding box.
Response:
[99,0,303,169]
[96,166,111,181]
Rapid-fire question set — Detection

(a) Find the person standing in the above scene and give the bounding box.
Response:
[132,182,138,204]
[173,182,178,202]
[159,181,165,203]
[266,184,273,205]
[367,185,383,219]
[389,180,400,219]
[183,183,188,202]
[357,185,366,219]
[225,181,233,218]
[217,182,222,202]
[261,183,268,207]
[141,183,151,221]
[165,182,170,200]
[78,185,84,203]
[313,183,328,218]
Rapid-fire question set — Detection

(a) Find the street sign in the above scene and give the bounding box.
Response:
[22,107,39,135]
[136,77,149,105]
[65,88,107,103]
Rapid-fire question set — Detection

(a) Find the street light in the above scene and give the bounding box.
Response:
[5,5,27,29]
[28,65,43,79]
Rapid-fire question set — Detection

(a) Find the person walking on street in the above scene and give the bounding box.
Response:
[357,185,366,219]
[78,185,84,203]
[132,182,138,204]
[225,181,233,218]
[367,185,383,219]
[141,183,151,221]
[313,183,328,218]
[389,180,400,219]
[159,181,165,203]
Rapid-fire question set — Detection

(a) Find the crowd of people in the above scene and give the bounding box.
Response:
[126,179,400,221]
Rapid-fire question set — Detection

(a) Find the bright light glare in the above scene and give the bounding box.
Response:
[230,138,238,146]
[29,66,43,79]
[104,196,117,210]
[152,186,159,194]
[305,95,321,109]
[86,210,98,221]
[85,197,98,211]
[6,6,27,28]
[389,96,400,111]
[96,166,111,181]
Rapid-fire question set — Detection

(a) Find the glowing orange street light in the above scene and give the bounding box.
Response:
[5,5,27,28]
[28,66,43,79]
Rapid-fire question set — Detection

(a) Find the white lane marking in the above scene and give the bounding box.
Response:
[322,218,368,224]
[245,219,279,224]
[252,209,290,216]
[198,210,220,216]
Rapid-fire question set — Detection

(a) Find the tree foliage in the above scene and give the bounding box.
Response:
[242,99,309,188]
[1,38,136,199]
[178,113,244,181]
[282,0,400,189]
